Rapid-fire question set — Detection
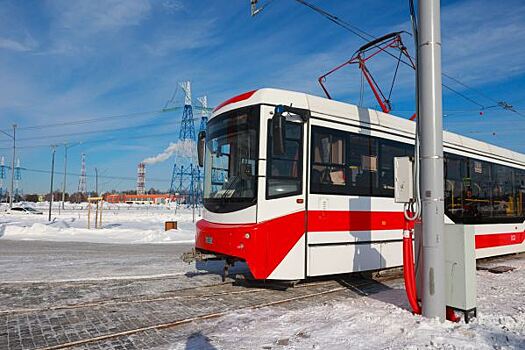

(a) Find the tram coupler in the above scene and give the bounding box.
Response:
[181,248,222,264]
[222,259,235,282]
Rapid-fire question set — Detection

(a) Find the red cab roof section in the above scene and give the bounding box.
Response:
[213,90,258,113]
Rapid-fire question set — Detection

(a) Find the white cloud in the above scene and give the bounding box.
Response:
[440,0,525,84]
[0,37,32,52]
[47,0,151,34]
[143,19,218,56]
[162,0,184,14]
[0,32,38,52]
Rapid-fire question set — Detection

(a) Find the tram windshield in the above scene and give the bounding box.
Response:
[203,106,259,213]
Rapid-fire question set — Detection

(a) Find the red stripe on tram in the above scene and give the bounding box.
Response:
[475,231,525,249]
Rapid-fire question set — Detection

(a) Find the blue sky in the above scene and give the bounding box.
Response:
[0,0,524,194]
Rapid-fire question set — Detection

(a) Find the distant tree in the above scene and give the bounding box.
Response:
[24,194,39,202]
[43,191,63,202]
[69,192,87,203]
[147,187,160,194]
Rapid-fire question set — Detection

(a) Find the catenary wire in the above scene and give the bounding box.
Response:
[293,0,521,117]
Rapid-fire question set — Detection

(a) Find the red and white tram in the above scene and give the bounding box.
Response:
[195,88,525,280]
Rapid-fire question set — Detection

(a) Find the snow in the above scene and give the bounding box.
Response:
[0,202,197,244]
[179,255,525,349]
[1,203,523,349]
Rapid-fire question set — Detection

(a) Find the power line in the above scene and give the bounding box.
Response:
[0,105,211,134]
[441,84,485,109]
[0,114,205,147]
[295,0,485,109]
[4,106,521,150]
[8,117,523,152]
[0,129,186,150]
[293,0,522,117]
[294,0,372,42]
[12,110,162,132]
[0,117,201,144]
[21,167,171,183]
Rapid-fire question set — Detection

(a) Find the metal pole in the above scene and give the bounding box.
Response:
[418,0,446,320]
[191,164,195,223]
[99,200,103,228]
[62,144,68,209]
[95,167,99,195]
[95,201,99,229]
[58,184,61,216]
[49,146,56,221]
[9,124,16,208]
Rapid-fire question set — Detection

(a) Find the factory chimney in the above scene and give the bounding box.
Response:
[137,162,145,195]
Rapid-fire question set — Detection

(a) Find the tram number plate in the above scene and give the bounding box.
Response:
[205,236,213,244]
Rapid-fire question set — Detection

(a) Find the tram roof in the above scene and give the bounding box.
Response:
[212,88,525,168]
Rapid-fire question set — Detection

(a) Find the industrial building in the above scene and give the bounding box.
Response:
[105,194,177,205]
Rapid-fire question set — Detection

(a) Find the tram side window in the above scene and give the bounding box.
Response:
[266,121,303,199]
[492,163,516,219]
[374,139,412,197]
[348,133,375,196]
[516,169,525,217]
[311,127,348,194]
[311,126,415,197]
[464,159,493,223]
[444,153,468,222]
[445,153,525,224]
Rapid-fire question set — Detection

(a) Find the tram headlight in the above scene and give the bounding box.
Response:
[244,233,251,239]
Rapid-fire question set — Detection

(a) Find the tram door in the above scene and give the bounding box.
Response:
[256,106,308,280]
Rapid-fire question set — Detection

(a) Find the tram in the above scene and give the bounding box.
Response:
[194,88,525,280]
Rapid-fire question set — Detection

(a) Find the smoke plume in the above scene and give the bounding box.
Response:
[142,139,196,165]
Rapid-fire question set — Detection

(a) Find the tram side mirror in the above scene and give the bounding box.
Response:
[197,131,206,167]
[272,106,286,156]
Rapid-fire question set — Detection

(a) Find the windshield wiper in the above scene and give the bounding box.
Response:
[218,175,241,199]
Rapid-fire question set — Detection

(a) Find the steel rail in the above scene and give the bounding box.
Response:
[1,280,337,316]
[37,284,348,350]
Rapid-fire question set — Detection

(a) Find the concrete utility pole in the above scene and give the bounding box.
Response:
[10,124,16,208]
[49,145,57,221]
[418,0,446,320]
[62,144,68,209]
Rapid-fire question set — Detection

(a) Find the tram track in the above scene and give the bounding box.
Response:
[1,273,395,350]
[0,279,338,316]
[2,250,521,350]
[0,280,234,316]
[36,283,349,350]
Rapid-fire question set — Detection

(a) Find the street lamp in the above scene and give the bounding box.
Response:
[0,124,17,208]
[49,145,57,221]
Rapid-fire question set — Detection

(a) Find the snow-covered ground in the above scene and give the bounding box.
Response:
[0,202,197,244]
[1,202,523,349]
[184,255,525,349]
